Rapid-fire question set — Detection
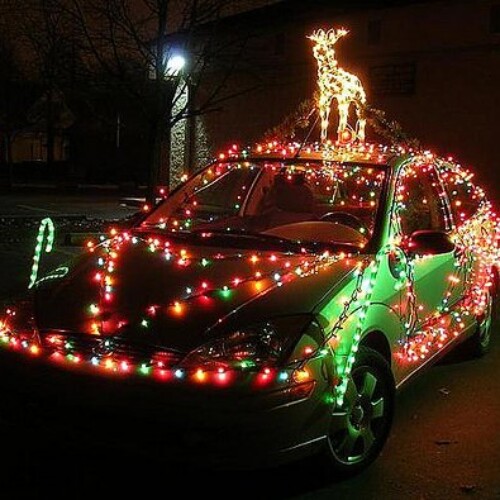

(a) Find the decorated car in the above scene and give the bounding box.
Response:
[0,29,498,473]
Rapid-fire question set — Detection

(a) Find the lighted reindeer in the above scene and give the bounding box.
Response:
[309,28,367,143]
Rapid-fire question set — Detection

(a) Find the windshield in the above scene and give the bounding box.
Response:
[143,160,387,248]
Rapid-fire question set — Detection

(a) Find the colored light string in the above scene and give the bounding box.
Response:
[28,217,55,289]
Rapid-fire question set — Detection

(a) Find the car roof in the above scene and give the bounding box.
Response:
[219,142,413,169]
[214,141,489,210]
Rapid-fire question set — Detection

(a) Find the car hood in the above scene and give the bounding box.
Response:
[34,233,364,353]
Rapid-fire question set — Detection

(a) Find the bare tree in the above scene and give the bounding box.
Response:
[54,0,253,200]
[0,37,22,185]
[0,1,32,186]
[4,0,261,196]
[1,0,77,176]
[22,1,76,169]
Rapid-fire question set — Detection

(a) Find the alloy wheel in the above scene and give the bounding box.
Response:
[328,366,388,465]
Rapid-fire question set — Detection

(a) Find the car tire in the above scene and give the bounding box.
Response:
[470,288,496,357]
[323,346,395,476]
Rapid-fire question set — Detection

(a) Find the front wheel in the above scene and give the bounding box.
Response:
[324,346,395,475]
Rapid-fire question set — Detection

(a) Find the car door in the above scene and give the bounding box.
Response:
[439,163,483,305]
[395,162,461,330]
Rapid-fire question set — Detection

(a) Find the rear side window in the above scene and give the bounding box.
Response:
[396,163,450,236]
[439,167,484,225]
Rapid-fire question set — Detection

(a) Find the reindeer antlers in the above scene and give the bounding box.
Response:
[308,28,349,44]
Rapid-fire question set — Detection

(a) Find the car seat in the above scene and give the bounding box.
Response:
[273,174,315,213]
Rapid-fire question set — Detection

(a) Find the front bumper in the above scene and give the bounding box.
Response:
[0,344,332,469]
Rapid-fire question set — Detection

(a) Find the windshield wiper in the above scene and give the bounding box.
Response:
[194,227,300,245]
[197,229,364,254]
[137,226,361,255]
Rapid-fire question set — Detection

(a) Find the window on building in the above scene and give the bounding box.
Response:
[367,19,382,44]
[490,5,500,33]
[370,63,416,96]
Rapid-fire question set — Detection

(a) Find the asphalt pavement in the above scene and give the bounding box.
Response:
[0,193,498,498]
[0,192,136,219]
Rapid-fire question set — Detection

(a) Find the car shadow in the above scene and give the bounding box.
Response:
[436,337,477,365]
[0,439,335,497]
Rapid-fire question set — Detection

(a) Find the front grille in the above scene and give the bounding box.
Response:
[39,331,185,369]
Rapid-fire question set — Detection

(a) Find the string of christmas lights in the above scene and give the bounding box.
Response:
[0,22,498,405]
[0,142,497,398]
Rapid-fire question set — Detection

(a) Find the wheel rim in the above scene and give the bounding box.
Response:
[328,367,387,465]
[479,293,493,349]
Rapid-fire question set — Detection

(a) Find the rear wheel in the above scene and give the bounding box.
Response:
[470,289,496,357]
[324,346,395,475]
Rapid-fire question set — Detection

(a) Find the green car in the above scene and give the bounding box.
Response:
[0,143,498,473]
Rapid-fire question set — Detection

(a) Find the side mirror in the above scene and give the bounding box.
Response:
[407,230,455,256]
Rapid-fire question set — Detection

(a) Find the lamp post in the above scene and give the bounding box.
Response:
[165,51,191,190]
[146,48,188,202]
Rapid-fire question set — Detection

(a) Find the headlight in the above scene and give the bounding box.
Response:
[183,323,283,368]
[183,316,316,370]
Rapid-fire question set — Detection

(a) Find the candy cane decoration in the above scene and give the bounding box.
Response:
[28,217,55,289]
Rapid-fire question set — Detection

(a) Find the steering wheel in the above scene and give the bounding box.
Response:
[319,211,369,235]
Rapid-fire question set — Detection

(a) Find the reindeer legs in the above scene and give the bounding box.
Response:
[337,99,350,141]
[355,103,366,142]
[319,94,333,143]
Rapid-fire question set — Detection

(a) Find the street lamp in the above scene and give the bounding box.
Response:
[166,54,186,76]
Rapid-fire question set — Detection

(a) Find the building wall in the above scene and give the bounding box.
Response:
[352,0,500,201]
[203,0,500,201]
[11,132,68,163]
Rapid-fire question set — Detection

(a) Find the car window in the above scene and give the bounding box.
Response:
[247,163,385,233]
[439,165,485,225]
[146,163,260,229]
[189,166,254,215]
[396,163,449,236]
[144,161,387,246]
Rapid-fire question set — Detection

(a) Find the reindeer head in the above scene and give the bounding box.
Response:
[308,28,349,65]
[308,28,349,47]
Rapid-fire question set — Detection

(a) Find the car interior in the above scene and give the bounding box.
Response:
[145,162,385,246]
